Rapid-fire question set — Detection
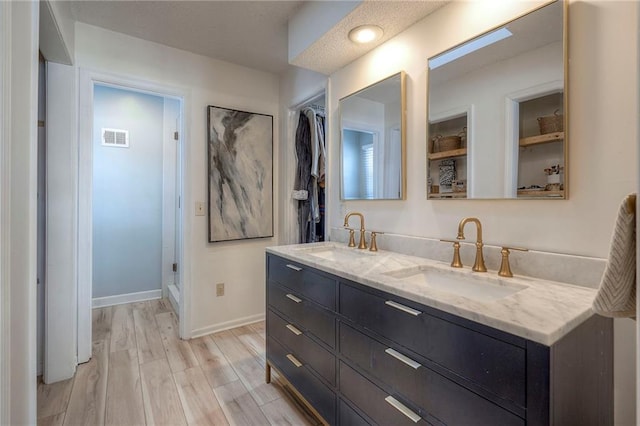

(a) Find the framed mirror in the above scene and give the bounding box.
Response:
[427,0,566,199]
[340,71,406,200]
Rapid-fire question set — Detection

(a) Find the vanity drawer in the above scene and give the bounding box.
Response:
[268,254,337,310]
[340,282,526,407]
[267,309,335,386]
[268,282,335,348]
[267,336,336,425]
[340,361,434,426]
[339,399,371,426]
[340,322,524,426]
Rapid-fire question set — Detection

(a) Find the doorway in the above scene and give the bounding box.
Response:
[91,84,179,308]
[77,71,188,363]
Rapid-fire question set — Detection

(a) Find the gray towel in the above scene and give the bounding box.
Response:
[593,194,636,318]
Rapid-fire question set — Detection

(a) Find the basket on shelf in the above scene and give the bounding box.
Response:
[537,110,563,135]
[431,127,466,153]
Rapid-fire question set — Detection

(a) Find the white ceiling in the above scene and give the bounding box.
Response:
[68,0,448,75]
[68,0,304,74]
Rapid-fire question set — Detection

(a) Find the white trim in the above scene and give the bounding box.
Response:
[167,284,179,314]
[92,289,162,308]
[77,70,93,363]
[78,69,192,361]
[0,2,11,422]
[191,314,265,339]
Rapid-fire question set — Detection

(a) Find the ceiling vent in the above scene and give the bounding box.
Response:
[102,128,129,148]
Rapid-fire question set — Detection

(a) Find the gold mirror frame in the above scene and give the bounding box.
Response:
[426,0,568,200]
[339,71,407,201]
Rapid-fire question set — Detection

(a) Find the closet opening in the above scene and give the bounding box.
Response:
[290,94,327,244]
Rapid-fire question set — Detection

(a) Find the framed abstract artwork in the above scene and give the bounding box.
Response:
[207,105,273,242]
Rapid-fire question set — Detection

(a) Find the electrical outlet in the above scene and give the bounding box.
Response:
[216,283,225,297]
[195,201,206,216]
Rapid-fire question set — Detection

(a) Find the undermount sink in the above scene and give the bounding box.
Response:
[383,266,526,303]
[295,245,376,262]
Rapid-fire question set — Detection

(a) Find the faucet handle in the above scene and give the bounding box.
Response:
[346,228,356,247]
[498,246,528,277]
[440,239,463,268]
[369,231,384,252]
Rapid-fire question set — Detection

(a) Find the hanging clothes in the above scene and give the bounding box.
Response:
[294,112,312,244]
[294,106,326,243]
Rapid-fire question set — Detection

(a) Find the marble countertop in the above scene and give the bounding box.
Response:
[267,242,599,346]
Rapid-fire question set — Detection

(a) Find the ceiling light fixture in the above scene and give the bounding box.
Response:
[349,25,384,44]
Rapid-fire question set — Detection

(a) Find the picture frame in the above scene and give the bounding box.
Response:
[207,105,273,242]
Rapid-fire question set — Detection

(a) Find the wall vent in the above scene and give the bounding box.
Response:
[102,128,129,148]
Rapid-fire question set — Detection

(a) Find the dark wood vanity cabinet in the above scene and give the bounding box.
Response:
[266,253,612,426]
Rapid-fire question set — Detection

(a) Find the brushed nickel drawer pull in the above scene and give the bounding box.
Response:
[385,396,421,423]
[385,348,421,370]
[385,300,421,316]
[286,264,303,271]
[286,354,303,368]
[285,293,302,303]
[286,324,302,336]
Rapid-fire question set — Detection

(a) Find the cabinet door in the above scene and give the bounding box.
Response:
[340,282,526,407]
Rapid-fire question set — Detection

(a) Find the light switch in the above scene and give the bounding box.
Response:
[195,201,206,216]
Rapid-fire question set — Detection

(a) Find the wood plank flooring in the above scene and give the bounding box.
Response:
[37,299,319,426]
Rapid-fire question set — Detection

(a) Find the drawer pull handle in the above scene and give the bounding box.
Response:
[286,324,302,336]
[285,293,302,303]
[385,396,421,423]
[385,300,422,316]
[286,264,303,272]
[286,354,303,368]
[385,348,421,370]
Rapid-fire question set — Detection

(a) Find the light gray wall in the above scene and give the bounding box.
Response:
[92,85,164,298]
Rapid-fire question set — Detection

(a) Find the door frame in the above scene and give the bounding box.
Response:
[77,69,192,361]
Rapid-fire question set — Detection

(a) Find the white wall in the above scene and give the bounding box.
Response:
[92,85,164,298]
[321,1,637,423]
[74,23,280,336]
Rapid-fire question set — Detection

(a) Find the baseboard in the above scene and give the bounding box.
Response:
[167,284,179,315]
[92,289,162,308]
[191,313,265,339]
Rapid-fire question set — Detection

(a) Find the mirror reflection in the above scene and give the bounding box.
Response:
[341,72,406,200]
[427,1,565,199]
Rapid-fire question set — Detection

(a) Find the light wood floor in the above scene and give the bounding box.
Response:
[37,299,319,426]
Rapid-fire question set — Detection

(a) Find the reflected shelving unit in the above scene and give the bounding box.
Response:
[428,113,468,199]
[517,93,564,199]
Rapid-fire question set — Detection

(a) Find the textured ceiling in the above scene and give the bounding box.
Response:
[68,0,449,76]
[68,0,304,74]
[290,1,448,75]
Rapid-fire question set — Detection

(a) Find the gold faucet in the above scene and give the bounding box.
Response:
[344,212,367,249]
[457,217,487,272]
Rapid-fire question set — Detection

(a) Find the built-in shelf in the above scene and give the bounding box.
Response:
[519,132,564,147]
[517,190,564,198]
[429,192,467,199]
[428,148,467,161]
